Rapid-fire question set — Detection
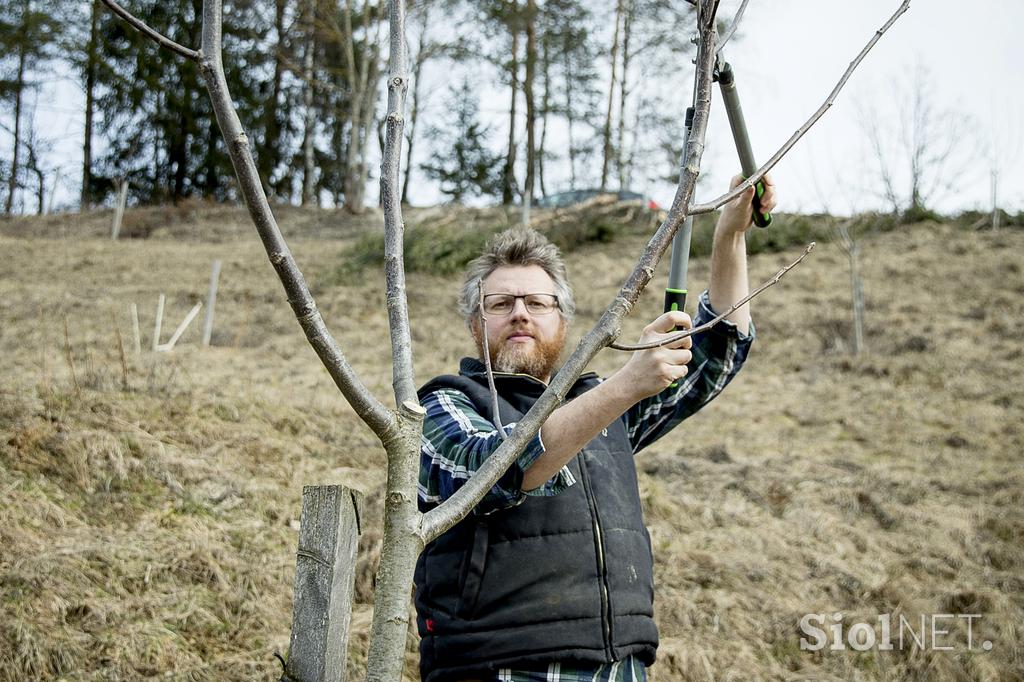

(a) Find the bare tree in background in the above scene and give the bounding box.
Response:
[300,0,317,204]
[96,0,909,678]
[859,63,972,218]
[832,218,866,355]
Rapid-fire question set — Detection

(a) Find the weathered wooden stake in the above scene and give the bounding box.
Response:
[284,485,362,682]
[112,312,129,389]
[130,303,142,355]
[111,179,129,240]
[202,259,221,346]
[46,170,61,215]
[63,314,80,392]
[157,302,202,352]
[152,294,165,352]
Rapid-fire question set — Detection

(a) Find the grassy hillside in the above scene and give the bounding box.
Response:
[1,203,1021,681]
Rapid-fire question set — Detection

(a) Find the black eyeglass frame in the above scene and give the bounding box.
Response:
[481,292,561,316]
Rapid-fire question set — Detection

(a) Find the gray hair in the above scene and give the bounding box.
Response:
[458,228,575,327]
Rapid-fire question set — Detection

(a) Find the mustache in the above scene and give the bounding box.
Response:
[500,325,535,340]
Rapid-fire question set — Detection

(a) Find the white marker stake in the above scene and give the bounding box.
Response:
[152,294,165,352]
[130,303,142,355]
[159,302,203,352]
[111,179,129,240]
[202,259,222,346]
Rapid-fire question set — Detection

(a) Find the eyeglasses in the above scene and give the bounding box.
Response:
[482,293,560,316]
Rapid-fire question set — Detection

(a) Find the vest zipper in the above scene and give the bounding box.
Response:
[577,454,615,660]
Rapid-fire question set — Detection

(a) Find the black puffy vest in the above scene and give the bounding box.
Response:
[414,358,658,682]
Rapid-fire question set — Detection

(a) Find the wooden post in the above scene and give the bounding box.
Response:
[46,169,61,214]
[284,485,363,682]
[202,259,221,346]
[991,169,1000,230]
[152,294,165,352]
[130,303,142,355]
[157,302,202,352]
[111,179,129,240]
[850,242,865,355]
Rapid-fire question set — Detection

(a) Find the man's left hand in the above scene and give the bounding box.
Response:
[717,172,778,236]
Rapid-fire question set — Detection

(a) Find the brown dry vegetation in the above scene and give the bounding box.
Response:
[1,204,1022,681]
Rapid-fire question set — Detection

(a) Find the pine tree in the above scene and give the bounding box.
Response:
[93,0,274,203]
[0,0,58,213]
[419,80,501,203]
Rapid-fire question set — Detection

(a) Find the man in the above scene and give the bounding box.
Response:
[415,176,776,681]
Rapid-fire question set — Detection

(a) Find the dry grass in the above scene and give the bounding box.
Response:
[1,206,1022,681]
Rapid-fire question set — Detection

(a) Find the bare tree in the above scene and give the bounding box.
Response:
[858,62,972,217]
[599,0,624,191]
[97,0,908,678]
[300,0,317,205]
[832,219,866,354]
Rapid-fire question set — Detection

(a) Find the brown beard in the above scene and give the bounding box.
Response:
[476,321,567,382]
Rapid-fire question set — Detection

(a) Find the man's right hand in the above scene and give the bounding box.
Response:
[616,310,694,399]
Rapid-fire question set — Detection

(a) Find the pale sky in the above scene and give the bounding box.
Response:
[13,0,1024,216]
[689,0,1024,215]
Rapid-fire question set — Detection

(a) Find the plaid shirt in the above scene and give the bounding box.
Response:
[419,290,754,516]
[417,290,753,679]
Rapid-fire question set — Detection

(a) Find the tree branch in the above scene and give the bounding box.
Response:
[380,0,416,408]
[690,0,911,215]
[419,0,723,545]
[97,0,200,61]
[477,281,507,440]
[610,242,814,351]
[715,0,749,53]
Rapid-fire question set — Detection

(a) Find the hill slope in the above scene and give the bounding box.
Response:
[1,206,1021,680]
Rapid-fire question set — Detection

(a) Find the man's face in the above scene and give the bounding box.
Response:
[473,264,568,383]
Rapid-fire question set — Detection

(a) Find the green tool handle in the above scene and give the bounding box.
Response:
[666,107,695,321]
[664,288,687,317]
[717,62,772,228]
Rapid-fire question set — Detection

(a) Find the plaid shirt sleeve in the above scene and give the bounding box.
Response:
[624,289,755,453]
[419,388,575,515]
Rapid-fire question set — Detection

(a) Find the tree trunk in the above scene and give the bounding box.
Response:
[537,8,550,199]
[401,4,429,205]
[563,35,576,190]
[522,0,536,218]
[599,0,623,192]
[850,243,865,355]
[5,44,25,214]
[615,0,632,190]
[300,0,316,205]
[501,1,519,206]
[342,0,382,214]
[355,47,381,210]
[258,0,287,198]
[81,0,99,209]
[27,137,44,214]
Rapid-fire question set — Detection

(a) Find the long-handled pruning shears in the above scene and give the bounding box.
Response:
[664,48,771,318]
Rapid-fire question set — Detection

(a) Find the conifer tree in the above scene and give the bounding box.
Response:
[419,80,501,202]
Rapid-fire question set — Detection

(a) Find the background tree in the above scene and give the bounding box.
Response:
[543,0,600,191]
[858,63,973,219]
[0,0,59,214]
[93,0,271,203]
[419,79,501,202]
[399,0,469,204]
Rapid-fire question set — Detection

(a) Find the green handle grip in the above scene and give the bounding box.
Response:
[752,179,772,227]
[663,288,688,388]
[664,288,687,317]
